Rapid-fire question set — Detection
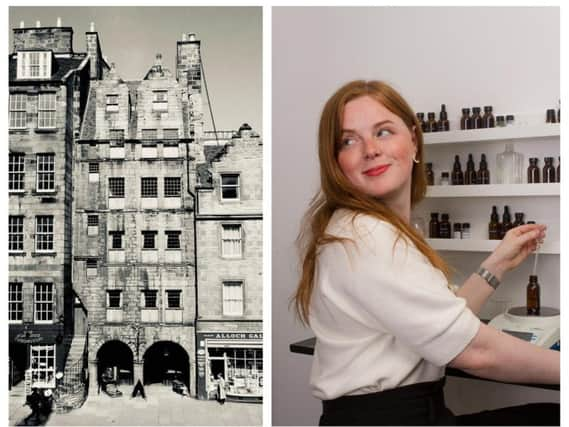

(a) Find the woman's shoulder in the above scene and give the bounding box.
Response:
[326,208,398,241]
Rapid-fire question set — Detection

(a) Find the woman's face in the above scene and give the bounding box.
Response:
[337,95,416,203]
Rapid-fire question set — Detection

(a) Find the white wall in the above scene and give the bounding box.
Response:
[272,7,560,426]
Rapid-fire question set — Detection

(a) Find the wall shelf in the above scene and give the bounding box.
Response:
[423,124,560,146]
[426,183,560,198]
[427,238,559,254]
[427,238,560,254]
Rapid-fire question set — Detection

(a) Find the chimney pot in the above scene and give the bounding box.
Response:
[188,33,197,41]
[19,21,24,28]
[90,22,95,32]
[36,21,41,28]
[57,17,61,27]
[182,34,187,41]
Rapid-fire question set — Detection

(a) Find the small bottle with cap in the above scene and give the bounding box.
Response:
[429,213,440,238]
[437,104,450,131]
[426,162,435,186]
[453,223,462,239]
[461,223,471,239]
[460,108,472,130]
[440,172,450,185]
[471,107,483,129]
[482,106,495,128]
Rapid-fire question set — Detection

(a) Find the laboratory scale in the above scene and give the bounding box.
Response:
[489,306,560,351]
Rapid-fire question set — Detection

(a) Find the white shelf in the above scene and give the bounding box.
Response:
[423,124,560,145]
[426,183,560,198]
[427,238,560,254]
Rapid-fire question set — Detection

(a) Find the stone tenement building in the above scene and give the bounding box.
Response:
[8,19,263,404]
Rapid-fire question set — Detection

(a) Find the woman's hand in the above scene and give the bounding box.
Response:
[481,223,547,281]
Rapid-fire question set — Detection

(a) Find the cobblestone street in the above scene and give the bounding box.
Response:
[9,383,262,426]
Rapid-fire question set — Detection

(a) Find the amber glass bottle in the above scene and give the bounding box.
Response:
[489,206,500,240]
[543,157,555,183]
[464,154,476,185]
[451,155,464,185]
[471,107,483,129]
[416,112,426,133]
[439,214,451,239]
[557,157,560,183]
[460,108,472,130]
[527,158,540,183]
[512,212,525,227]
[437,104,450,131]
[425,162,435,185]
[426,112,438,133]
[482,106,495,128]
[477,154,490,184]
[527,275,540,315]
[429,213,440,238]
[501,206,512,238]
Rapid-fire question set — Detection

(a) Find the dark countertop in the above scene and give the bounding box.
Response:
[290,337,559,391]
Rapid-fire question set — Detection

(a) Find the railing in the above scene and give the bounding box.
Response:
[54,335,89,414]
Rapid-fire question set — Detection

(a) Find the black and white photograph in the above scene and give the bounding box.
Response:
[8,6,262,426]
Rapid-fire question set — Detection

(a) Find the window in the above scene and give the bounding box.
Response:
[110,231,123,249]
[142,231,157,249]
[36,153,55,192]
[9,216,24,252]
[34,282,54,322]
[30,345,55,388]
[107,290,122,308]
[108,178,125,198]
[221,224,242,258]
[142,290,158,308]
[35,216,54,252]
[141,129,157,140]
[109,129,125,145]
[166,290,181,308]
[164,177,181,197]
[152,91,168,111]
[9,153,25,192]
[220,174,240,200]
[106,94,119,112]
[223,281,244,316]
[9,282,23,322]
[86,259,97,277]
[141,177,158,198]
[87,215,99,237]
[9,94,27,129]
[166,231,181,249]
[17,51,52,79]
[38,93,56,128]
[89,162,99,174]
[163,128,178,139]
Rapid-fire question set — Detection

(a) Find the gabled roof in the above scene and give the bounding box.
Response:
[8,54,86,83]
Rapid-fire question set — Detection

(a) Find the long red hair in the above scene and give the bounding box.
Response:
[293,80,451,324]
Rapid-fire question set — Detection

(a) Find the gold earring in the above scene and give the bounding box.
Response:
[413,154,420,164]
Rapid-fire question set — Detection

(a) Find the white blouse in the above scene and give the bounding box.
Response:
[309,209,480,401]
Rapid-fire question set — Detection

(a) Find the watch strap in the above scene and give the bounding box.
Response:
[476,267,500,289]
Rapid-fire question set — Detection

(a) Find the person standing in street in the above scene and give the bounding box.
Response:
[217,374,226,405]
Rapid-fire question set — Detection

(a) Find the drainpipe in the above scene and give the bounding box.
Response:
[184,138,200,397]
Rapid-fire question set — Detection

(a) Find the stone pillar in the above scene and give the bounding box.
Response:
[133,361,143,385]
[88,360,98,394]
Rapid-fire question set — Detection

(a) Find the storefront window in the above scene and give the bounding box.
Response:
[30,344,55,388]
[208,347,263,398]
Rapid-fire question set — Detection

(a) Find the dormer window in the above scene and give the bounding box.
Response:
[17,51,52,80]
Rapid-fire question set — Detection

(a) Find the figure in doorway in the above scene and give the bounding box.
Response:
[216,373,226,405]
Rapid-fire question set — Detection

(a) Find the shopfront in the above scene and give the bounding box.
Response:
[196,332,263,401]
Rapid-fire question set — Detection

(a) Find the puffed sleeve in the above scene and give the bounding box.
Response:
[318,213,480,366]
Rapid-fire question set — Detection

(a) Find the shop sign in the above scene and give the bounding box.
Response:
[199,332,263,340]
[24,370,32,396]
[15,331,42,344]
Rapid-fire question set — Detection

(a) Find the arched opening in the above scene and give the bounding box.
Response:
[143,341,189,387]
[97,340,134,386]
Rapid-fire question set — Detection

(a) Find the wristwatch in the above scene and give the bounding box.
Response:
[476,267,501,290]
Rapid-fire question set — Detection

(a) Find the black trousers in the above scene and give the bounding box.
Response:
[319,378,560,426]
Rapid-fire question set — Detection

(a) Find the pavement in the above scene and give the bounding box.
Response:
[9,383,262,426]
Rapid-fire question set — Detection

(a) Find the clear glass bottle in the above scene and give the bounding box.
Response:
[453,223,462,239]
[527,158,540,183]
[440,172,450,185]
[460,108,472,130]
[496,116,505,127]
[496,143,524,184]
[543,157,555,183]
[527,275,540,315]
[506,115,515,126]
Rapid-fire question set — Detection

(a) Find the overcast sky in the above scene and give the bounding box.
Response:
[9,6,262,133]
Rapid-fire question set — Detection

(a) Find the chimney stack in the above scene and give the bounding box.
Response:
[36,21,41,28]
[19,21,24,28]
[57,17,62,27]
